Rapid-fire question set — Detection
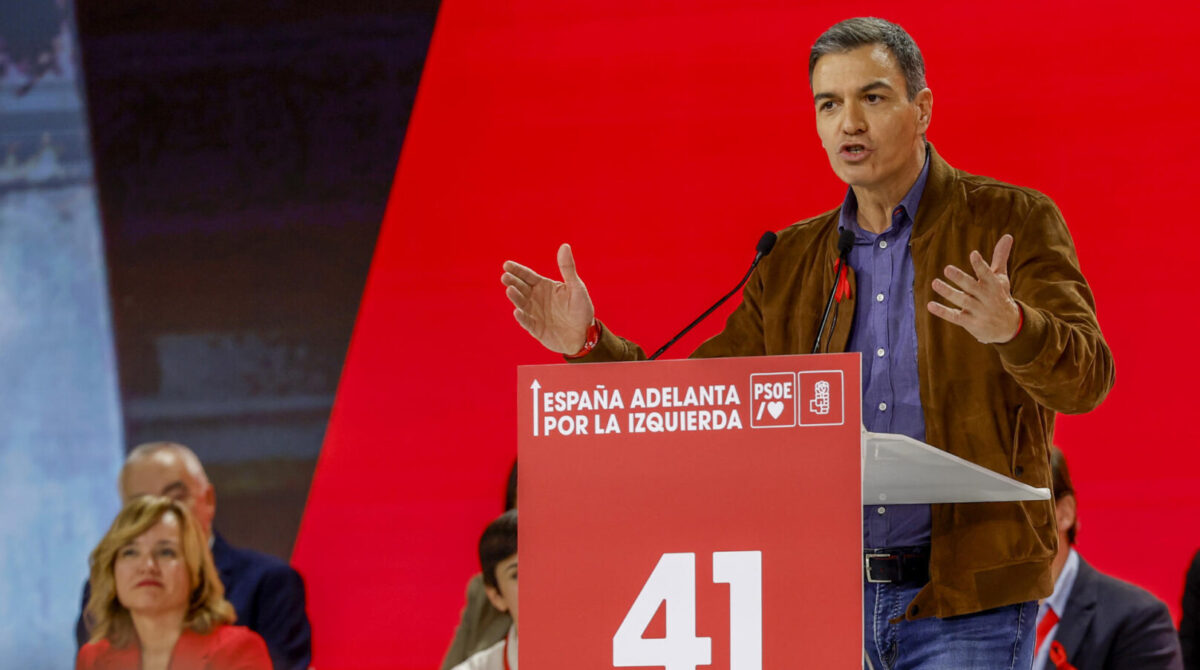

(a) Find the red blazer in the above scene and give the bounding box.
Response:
[76,625,272,670]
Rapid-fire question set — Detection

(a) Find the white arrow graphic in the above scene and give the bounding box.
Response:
[530,379,541,437]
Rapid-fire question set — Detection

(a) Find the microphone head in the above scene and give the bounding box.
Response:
[756,231,778,257]
[837,229,855,257]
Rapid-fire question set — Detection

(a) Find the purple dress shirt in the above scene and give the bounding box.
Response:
[839,153,931,549]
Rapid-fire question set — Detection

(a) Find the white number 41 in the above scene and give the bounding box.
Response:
[612,551,762,670]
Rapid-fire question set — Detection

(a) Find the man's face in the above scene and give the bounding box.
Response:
[811,44,931,195]
[485,553,519,629]
[121,449,216,537]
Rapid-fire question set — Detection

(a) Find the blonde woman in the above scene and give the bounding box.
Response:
[77,496,271,670]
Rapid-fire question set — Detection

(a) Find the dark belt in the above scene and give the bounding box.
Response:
[864,548,930,584]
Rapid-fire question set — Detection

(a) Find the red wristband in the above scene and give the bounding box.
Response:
[1012,304,1024,339]
[564,321,601,359]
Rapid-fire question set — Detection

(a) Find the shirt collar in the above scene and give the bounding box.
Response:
[1044,547,1080,617]
[838,147,931,239]
[506,625,518,668]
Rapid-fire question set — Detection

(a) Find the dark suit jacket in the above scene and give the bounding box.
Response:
[77,532,312,670]
[77,625,271,670]
[1050,556,1182,670]
[1182,550,1200,670]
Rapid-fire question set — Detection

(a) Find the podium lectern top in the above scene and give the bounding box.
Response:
[863,429,1051,504]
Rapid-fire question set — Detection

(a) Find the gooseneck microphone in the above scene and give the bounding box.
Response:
[648,231,778,360]
[811,229,856,354]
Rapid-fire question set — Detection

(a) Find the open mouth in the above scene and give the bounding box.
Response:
[839,143,871,161]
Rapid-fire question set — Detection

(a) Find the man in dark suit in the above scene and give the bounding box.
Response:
[76,442,312,670]
[1032,447,1182,670]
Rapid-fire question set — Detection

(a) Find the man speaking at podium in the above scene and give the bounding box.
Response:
[501,17,1114,670]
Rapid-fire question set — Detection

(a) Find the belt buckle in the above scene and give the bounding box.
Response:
[864,553,895,583]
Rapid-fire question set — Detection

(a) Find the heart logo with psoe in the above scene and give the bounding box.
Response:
[749,372,796,428]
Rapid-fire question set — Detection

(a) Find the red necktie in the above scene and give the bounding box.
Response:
[1036,606,1059,654]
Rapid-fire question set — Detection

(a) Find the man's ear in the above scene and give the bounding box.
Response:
[195,482,218,536]
[1055,494,1077,541]
[915,87,933,134]
[484,584,509,614]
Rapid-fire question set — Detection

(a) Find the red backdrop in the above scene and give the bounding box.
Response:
[292,1,1200,667]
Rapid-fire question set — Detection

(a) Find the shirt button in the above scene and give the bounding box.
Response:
[878,402,888,411]
[876,348,886,357]
[877,506,886,515]
[879,240,888,249]
[876,292,885,303]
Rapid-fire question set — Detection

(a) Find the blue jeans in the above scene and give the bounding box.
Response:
[864,580,1037,670]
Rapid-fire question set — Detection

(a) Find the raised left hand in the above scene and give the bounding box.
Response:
[927,234,1022,344]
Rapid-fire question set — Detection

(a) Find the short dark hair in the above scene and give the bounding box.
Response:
[809,17,927,101]
[479,509,518,589]
[504,459,518,512]
[1049,446,1077,544]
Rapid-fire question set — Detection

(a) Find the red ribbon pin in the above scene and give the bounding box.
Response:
[833,258,850,303]
[1048,641,1076,670]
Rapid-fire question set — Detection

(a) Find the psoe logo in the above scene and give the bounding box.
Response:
[798,371,844,426]
[749,372,796,428]
[810,381,831,415]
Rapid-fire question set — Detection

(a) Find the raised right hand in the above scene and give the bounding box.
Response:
[502,243,595,354]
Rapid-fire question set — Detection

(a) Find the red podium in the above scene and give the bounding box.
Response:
[518,353,863,670]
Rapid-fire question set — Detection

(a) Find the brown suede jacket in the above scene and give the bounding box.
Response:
[576,147,1115,619]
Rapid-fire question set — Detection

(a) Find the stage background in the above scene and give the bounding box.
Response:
[291,0,1200,668]
[76,0,438,566]
[0,3,124,666]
